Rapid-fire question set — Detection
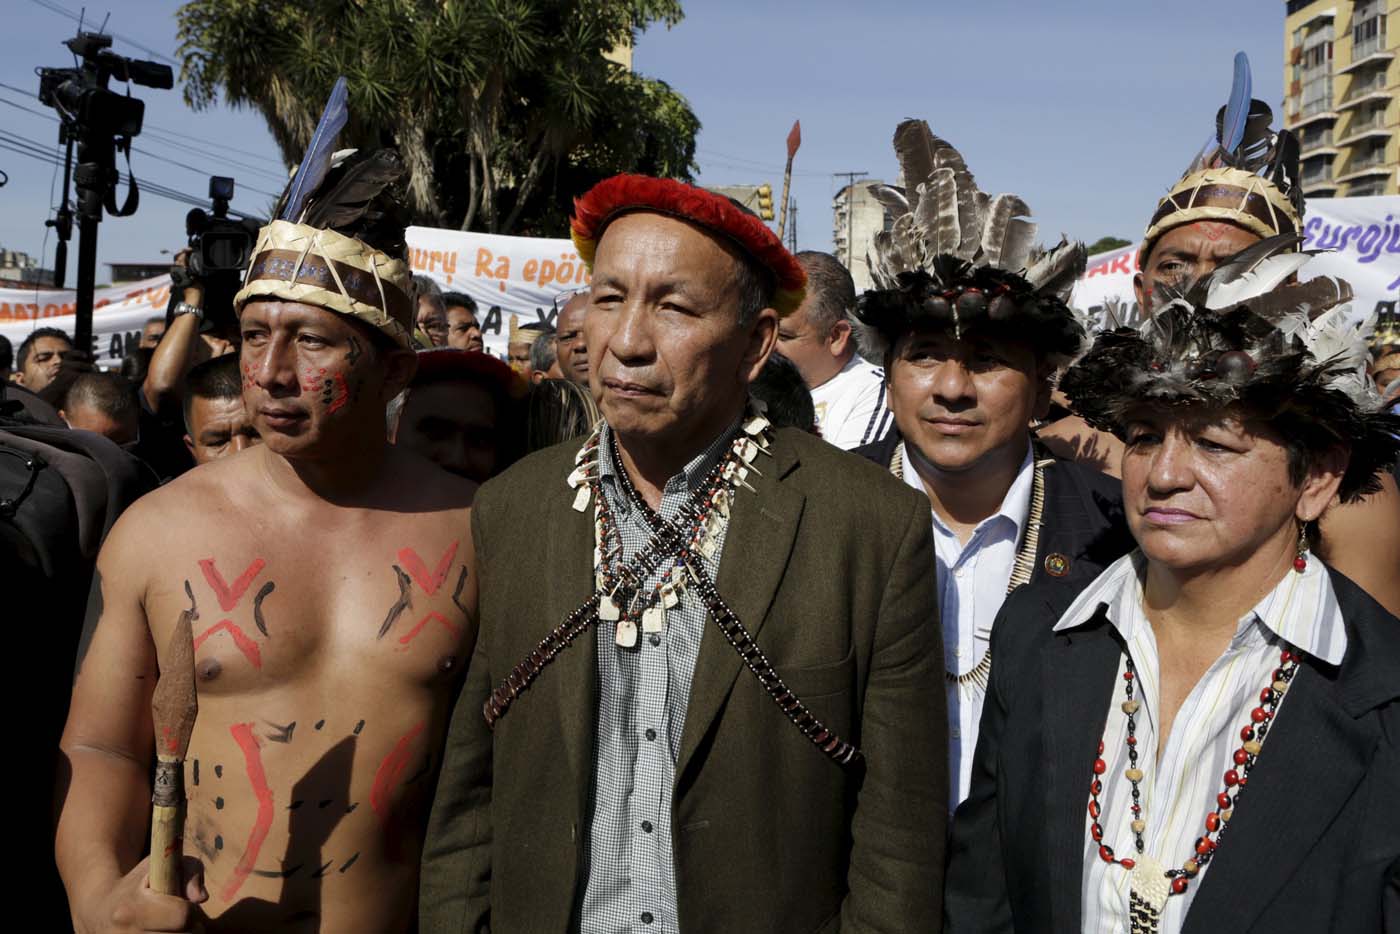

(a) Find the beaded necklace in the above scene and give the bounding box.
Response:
[484,412,863,766]
[890,440,1049,691]
[1087,645,1302,934]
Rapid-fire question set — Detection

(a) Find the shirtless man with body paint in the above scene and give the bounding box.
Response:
[56,294,479,933]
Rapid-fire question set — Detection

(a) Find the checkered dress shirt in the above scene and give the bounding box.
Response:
[578,420,738,934]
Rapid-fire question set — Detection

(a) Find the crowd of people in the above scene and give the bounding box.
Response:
[4,54,1398,934]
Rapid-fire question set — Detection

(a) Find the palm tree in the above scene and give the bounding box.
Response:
[177,0,697,234]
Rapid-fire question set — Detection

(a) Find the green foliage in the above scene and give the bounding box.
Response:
[1086,236,1133,255]
[177,0,698,235]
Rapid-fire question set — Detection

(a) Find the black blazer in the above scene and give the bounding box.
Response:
[945,566,1400,933]
[854,431,1133,595]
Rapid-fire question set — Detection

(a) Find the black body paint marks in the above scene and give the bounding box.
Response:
[270,722,301,744]
[252,864,303,879]
[192,759,200,786]
[339,853,359,873]
[353,720,365,735]
[376,566,413,639]
[345,336,362,366]
[452,565,470,616]
[252,581,276,637]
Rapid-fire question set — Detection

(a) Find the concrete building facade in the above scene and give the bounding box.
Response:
[832,180,894,293]
[1285,0,1398,197]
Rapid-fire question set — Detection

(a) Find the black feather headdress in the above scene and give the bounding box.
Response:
[856,119,1087,367]
[235,78,415,348]
[1062,237,1399,501]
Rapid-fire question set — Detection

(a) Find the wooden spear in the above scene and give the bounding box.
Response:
[149,609,198,895]
[777,120,802,243]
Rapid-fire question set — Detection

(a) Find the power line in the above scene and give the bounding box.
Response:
[0,130,265,218]
[0,91,283,195]
[26,0,180,66]
[0,79,286,174]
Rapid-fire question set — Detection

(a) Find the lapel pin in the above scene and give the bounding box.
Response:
[1044,553,1071,577]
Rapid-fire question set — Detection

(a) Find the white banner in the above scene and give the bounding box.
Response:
[406,226,587,358]
[0,227,586,365]
[0,278,174,364]
[6,200,1393,365]
[1071,196,1400,328]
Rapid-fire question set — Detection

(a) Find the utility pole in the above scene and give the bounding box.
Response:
[787,197,797,252]
[832,171,867,270]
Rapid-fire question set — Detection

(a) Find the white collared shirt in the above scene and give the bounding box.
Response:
[903,441,1034,810]
[810,355,892,450]
[1053,553,1348,934]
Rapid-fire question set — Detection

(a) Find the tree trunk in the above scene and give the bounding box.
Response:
[461,152,481,231]
[501,143,550,235]
[397,119,441,224]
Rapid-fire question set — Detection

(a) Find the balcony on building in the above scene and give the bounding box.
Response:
[1288,2,1336,30]
[1335,44,1393,74]
[1333,145,1394,184]
[1336,109,1393,147]
[1337,71,1392,111]
[1299,125,1341,160]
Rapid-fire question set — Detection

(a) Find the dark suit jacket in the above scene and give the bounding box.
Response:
[945,566,1400,934]
[420,427,948,934]
[854,431,1133,603]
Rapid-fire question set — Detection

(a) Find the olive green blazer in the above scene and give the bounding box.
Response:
[420,427,947,934]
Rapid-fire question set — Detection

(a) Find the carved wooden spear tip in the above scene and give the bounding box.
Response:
[149,609,199,896]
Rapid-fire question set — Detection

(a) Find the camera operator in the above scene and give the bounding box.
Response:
[142,248,234,412]
[132,249,234,480]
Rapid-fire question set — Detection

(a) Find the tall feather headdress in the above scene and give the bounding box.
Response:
[1061,236,1400,502]
[1141,53,1303,264]
[855,119,1087,367]
[235,78,414,349]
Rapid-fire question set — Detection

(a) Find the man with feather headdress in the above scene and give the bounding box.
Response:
[945,228,1400,933]
[56,82,478,932]
[853,119,1134,811]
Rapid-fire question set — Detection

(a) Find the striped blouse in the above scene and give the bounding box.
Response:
[1052,552,1347,934]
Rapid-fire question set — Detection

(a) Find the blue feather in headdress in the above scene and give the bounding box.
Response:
[1219,52,1252,158]
[279,76,349,223]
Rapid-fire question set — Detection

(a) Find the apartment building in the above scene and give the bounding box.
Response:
[1284,0,1398,197]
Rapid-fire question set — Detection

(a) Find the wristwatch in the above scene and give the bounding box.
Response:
[172,301,204,321]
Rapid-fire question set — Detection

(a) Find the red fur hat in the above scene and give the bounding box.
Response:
[411,348,529,399]
[570,174,806,316]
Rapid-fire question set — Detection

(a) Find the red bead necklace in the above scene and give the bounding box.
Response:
[1086,646,1302,896]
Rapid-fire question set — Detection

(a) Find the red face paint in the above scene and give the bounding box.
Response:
[369,721,426,823]
[223,722,274,902]
[1194,221,1230,242]
[327,373,350,415]
[397,541,459,596]
[193,621,263,669]
[199,557,267,613]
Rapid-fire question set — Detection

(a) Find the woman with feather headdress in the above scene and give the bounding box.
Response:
[853,119,1135,812]
[944,237,1400,934]
[1104,51,1400,617]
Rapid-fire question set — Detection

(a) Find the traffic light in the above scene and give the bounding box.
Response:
[756,183,774,221]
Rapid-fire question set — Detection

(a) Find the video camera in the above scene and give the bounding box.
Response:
[186,176,259,277]
[38,32,172,141]
[38,30,174,349]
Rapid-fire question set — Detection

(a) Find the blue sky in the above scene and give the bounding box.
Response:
[0,0,1285,280]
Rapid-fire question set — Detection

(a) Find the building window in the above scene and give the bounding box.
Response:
[1352,3,1386,57]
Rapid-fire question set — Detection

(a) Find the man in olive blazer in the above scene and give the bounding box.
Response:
[420,425,946,933]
